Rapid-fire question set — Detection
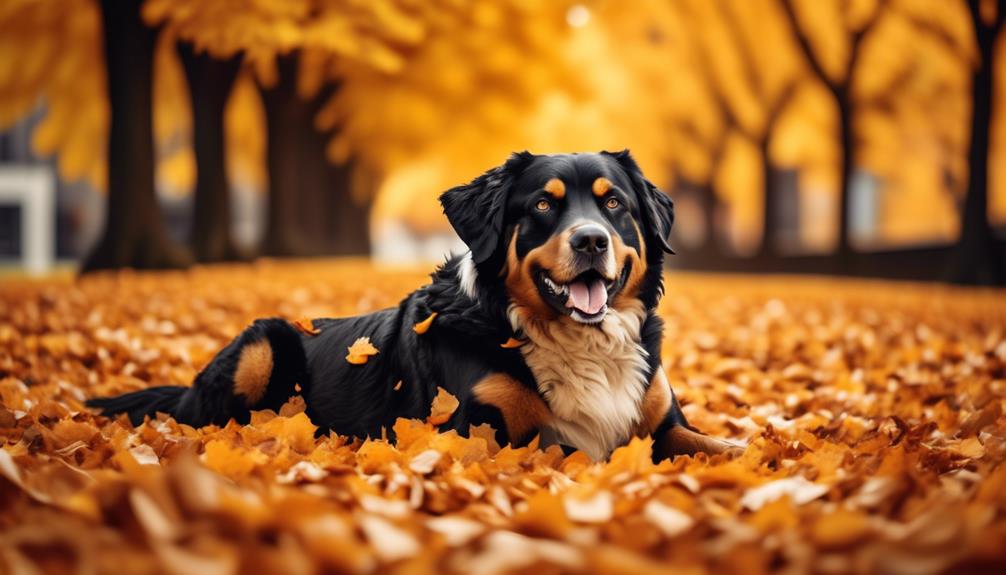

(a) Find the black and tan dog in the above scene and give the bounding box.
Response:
[88,151,738,461]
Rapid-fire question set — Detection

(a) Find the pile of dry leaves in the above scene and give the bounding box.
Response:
[1,260,1005,574]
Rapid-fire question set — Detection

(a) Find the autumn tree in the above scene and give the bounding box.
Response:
[323,1,578,213]
[0,0,107,191]
[176,43,244,262]
[0,0,196,272]
[780,0,889,259]
[677,0,803,257]
[143,0,304,260]
[83,0,192,272]
[954,0,1006,284]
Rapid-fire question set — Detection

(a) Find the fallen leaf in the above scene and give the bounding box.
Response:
[346,337,379,365]
[563,491,613,523]
[358,514,420,563]
[409,449,442,474]
[427,387,459,425]
[412,312,437,335]
[643,500,694,538]
[500,337,525,349]
[292,317,320,336]
[741,476,830,511]
[811,509,871,549]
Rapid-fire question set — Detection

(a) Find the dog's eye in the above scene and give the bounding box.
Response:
[605,198,620,210]
[535,199,551,212]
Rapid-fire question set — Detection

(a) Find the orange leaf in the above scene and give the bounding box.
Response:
[500,337,525,349]
[292,317,320,336]
[346,337,379,365]
[412,312,438,334]
[427,386,459,425]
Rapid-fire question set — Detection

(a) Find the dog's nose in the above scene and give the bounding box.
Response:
[570,226,609,255]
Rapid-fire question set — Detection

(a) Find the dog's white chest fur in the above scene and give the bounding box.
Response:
[512,303,649,460]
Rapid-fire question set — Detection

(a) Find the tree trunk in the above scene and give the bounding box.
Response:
[699,182,718,253]
[299,150,371,256]
[178,42,243,263]
[952,8,1004,285]
[81,0,191,274]
[836,95,855,261]
[258,54,312,257]
[296,101,370,256]
[758,136,778,259]
[258,53,371,257]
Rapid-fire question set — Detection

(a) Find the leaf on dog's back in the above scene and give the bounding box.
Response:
[500,337,524,349]
[292,317,320,336]
[346,337,379,365]
[412,312,437,335]
[427,386,459,426]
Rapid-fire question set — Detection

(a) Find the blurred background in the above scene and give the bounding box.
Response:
[0,0,1003,284]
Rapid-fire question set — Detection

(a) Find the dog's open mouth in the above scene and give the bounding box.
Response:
[536,264,630,324]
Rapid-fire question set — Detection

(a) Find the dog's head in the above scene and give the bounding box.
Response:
[441,151,674,325]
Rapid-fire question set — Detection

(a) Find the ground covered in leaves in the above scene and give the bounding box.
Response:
[1,260,1005,574]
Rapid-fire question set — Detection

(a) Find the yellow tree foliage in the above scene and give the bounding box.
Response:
[0,0,107,189]
[326,1,580,173]
[0,0,214,195]
[371,0,683,231]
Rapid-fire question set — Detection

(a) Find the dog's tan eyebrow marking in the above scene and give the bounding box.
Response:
[543,178,565,199]
[592,177,613,197]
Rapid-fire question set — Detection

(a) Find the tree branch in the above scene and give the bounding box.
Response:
[848,0,889,73]
[780,0,837,92]
[898,11,968,61]
[679,1,753,139]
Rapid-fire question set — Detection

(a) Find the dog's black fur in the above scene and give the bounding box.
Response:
[88,151,736,461]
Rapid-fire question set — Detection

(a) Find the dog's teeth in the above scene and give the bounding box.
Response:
[543,276,569,297]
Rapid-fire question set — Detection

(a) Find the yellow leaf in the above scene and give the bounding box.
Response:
[427,386,459,426]
[412,312,438,335]
[260,412,317,453]
[346,337,379,365]
[202,439,265,478]
[500,337,525,349]
[292,317,320,336]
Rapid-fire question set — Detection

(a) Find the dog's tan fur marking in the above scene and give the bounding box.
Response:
[611,223,646,307]
[635,368,672,437]
[510,300,650,460]
[473,373,552,443]
[592,177,613,197]
[505,221,624,324]
[543,178,566,199]
[505,229,558,321]
[233,340,273,406]
[663,425,743,458]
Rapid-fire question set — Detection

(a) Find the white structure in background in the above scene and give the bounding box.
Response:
[372,218,465,265]
[0,166,54,275]
[850,169,882,247]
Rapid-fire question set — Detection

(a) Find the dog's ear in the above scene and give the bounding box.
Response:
[603,149,675,255]
[440,151,534,265]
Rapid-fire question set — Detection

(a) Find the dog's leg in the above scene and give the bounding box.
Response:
[642,370,744,460]
[660,425,744,458]
[471,373,552,447]
[87,318,307,427]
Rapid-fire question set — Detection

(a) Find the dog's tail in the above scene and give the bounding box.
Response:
[86,318,308,427]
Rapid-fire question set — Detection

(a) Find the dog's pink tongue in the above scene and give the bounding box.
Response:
[567,278,607,315]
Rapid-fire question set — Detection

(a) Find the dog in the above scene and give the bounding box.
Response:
[88,150,739,461]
